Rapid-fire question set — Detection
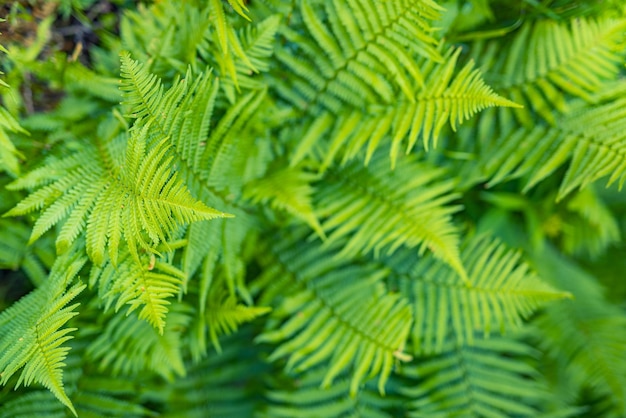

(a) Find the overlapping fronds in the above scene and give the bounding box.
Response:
[402,336,546,418]
[531,245,626,416]
[315,152,465,280]
[482,94,626,200]
[389,234,570,354]
[4,122,228,266]
[260,368,402,418]
[144,329,267,418]
[0,252,87,416]
[89,248,186,334]
[204,287,270,352]
[273,0,518,166]
[254,233,413,396]
[244,164,323,235]
[85,305,189,381]
[475,16,626,127]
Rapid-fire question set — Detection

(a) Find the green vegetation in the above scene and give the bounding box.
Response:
[1,0,625,416]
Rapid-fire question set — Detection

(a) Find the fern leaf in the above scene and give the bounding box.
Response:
[0,253,87,416]
[255,234,412,396]
[261,368,402,418]
[483,95,626,200]
[390,234,570,354]
[90,249,186,334]
[402,336,546,418]
[85,305,189,380]
[244,164,324,237]
[316,153,466,281]
[5,120,229,266]
[205,288,271,353]
[531,245,626,416]
[273,0,517,166]
[477,16,626,127]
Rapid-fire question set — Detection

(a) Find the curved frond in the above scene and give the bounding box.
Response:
[477,16,626,127]
[391,234,570,354]
[0,253,87,416]
[90,249,186,334]
[4,119,229,266]
[254,233,413,396]
[85,305,190,380]
[273,0,517,166]
[316,153,466,281]
[483,95,626,200]
[531,245,626,416]
[261,368,402,418]
[244,164,324,236]
[402,336,546,418]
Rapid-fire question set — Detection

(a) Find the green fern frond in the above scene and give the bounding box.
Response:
[0,253,87,416]
[0,107,27,176]
[531,245,626,416]
[273,0,518,166]
[316,152,466,281]
[85,305,190,381]
[559,186,620,257]
[205,287,270,353]
[5,115,228,265]
[89,249,186,334]
[402,336,546,418]
[391,234,570,354]
[244,164,324,237]
[261,368,402,418]
[483,95,626,200]
[0,390,65,418]
[254,234,413,396]
[477,16,626,127]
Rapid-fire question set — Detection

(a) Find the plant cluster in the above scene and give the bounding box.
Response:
[1,0,626,417]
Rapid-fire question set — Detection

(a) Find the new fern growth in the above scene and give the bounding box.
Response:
[1,1,626,417]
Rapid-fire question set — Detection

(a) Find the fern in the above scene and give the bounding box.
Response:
[402,335,546,418]
[1,0,625,416]
[391,234,570,354]
[0,252,86,416]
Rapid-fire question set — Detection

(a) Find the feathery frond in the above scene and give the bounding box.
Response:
[316,152,465,281]
[390,234,570,354]
[0,252,87,416]
[254,232,413,396]
[402,336,546,418]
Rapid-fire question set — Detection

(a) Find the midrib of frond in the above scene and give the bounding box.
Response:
[492,20,625,92]
[295,1,436,111]
[273,252,401,356]
[327,170,459,265]
[455,347,480,417]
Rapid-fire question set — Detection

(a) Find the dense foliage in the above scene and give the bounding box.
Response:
[1,0,626,416]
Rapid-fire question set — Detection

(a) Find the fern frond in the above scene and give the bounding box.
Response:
[402,336,546,418]
[483,95,626,200]
[244,164,324,236]
[0,390,65,418]
[316,152,466,281]
[143,329,266,417]
[390,234,570,354]
[273,0,517,166]
[261,368,402,418]
[90,249,186,334]
[0,106,27,176]
[205,287,270,353]
[0,253,87,416]
[5,120,228,265]
[254,233,413,396]
[531,245,626,416]
[85,305,189,380]
[477,16,626,127]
